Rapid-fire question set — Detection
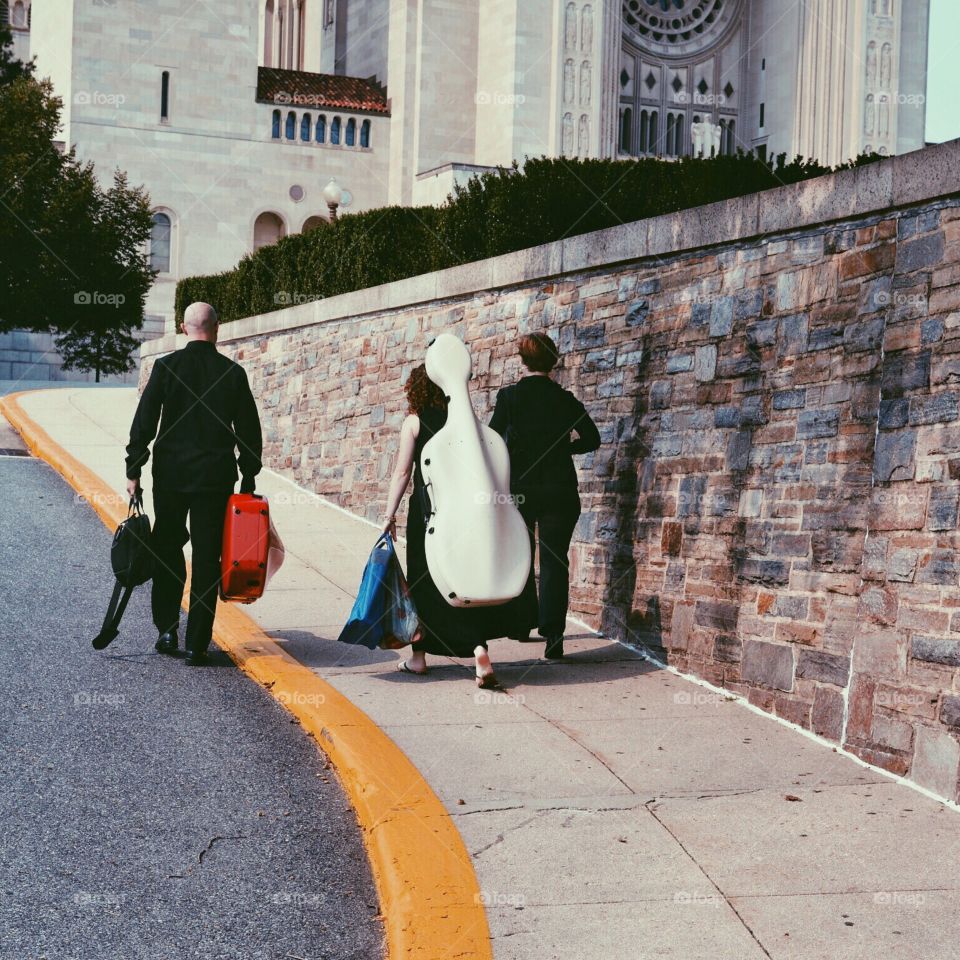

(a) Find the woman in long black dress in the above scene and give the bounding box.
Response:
[382,364,500,687]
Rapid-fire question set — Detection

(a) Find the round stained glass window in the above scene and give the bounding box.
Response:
[623,0,742,57]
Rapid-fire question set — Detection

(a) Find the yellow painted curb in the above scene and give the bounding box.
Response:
[0,390,493,960]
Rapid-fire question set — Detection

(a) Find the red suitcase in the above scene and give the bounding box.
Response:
[220,494,284,603]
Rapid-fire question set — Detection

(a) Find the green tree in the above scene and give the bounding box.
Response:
[0,27,154,377]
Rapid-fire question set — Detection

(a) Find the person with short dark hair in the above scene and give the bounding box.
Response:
[490,332,601,659]
[124,302,263,665]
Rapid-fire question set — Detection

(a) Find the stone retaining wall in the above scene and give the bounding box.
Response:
[142,140,960,802]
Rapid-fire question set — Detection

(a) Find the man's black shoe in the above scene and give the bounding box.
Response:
[184,648,209,666]
[155,631,180,656]
[544,636,564,660]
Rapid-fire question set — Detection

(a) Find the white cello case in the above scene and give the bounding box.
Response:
[420,334,531,607]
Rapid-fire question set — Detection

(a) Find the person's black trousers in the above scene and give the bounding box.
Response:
[151,487,231,653]
[517,497,580,640]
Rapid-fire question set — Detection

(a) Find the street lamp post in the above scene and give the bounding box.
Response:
[323,177,344,222]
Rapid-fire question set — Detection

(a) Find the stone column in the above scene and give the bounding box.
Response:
[292,0,302,70]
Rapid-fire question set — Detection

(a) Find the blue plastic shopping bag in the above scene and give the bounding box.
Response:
[337,534,419,649]
[337,534,393,649]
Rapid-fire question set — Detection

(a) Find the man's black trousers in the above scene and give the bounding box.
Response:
[151,488,231,653]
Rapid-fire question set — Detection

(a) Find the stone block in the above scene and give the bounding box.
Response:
[575,325,606,349]
[917,548,960,585]
[811,686,844,740]
[873,429,917,482]
[895,231,945,274]
[928,486,960,531]
[807,325,845,352]
[843,316,885,353]
[881,351,930,397]
[741,640,794,691]
[597,373,624,398]
[941,695,960,729]
[626,299,649,327]
[796,409,839,439]
[797,649,850,687]
[911,636,960,666]
[695,599,738,631]
[778,313,808,355]
[858,585,898,625]
[772,389,806,410]
[887,548,918,582]
[738,488,763,517]
[909,392,959,426]
[735,288,764,320]
[910,724,960,800]
[738,558,790,585]
[709,297,734,337]
[922,318,945,344]
[726,430,752,472]
[661,522,682,556]
[694,344,717,381]
[878,398,908,430]
[666,353,694,374]
[714,407,740,428]
[584,348,616,371]
[649,381,672,409]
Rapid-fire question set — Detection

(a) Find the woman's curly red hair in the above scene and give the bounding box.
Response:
[405,363,446,415]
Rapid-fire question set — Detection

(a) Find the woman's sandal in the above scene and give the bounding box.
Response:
[397,660,428,676]
[475,671,501,690]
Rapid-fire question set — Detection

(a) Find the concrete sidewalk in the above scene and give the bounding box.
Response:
[10,386,960,960]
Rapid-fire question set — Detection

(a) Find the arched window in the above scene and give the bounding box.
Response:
[718,118,727,155]
[271,109,281,138]
[666,113,675,155]
[11,1,26,28]
[253,211,285,251]
[285,110,296,139]
[639,110,649,153]
[345,118,356,147]
[330,116,341,145]
[316,113,326,143]
[360,119,371,148]
[150,212,172,273]
[300,113,311,141]
[725,119,735,154]
[302,215,327,232]
[620,107,632,153]
[648,110,658,154]
[674,114,683,155]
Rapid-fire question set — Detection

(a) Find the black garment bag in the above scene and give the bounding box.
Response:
[92,493,155,649]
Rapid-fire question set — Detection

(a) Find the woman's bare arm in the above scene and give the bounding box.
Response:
[382,414,419,535]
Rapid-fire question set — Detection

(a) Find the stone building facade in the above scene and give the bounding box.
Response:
[140,137,960,802]
[10,0,931,342]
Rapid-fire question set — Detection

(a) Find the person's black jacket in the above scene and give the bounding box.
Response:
[125,340,263,493]
[490,375,601,509]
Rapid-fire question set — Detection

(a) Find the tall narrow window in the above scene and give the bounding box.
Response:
[11,1,25,28]
[620,107,632,153]
[150,213,172,273]
[345,118,356,147]
[160,71,170,122]
[726,119,736,154]
[285,111,296,139]
[300,113,311,141]
[360,119,371,148]
[331,116,341,145]
[639,110,649,154]
[271,109,281,138]
[718,118,726,156]
[674,115,683,156]
[666,112,675,155]
[759,102,765,128]
[649,111,658,154]
[316,114,326,143]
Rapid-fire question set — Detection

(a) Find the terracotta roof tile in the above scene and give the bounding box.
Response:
[256,67,390,116]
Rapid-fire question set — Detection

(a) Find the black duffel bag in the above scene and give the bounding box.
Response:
[92,493,154,650]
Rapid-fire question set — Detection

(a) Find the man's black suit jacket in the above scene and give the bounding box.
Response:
[125,340,263,493]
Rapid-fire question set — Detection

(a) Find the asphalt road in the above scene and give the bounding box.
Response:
[0,453,384,960]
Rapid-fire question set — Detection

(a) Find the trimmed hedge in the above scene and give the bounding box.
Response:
[176,151,882,325]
